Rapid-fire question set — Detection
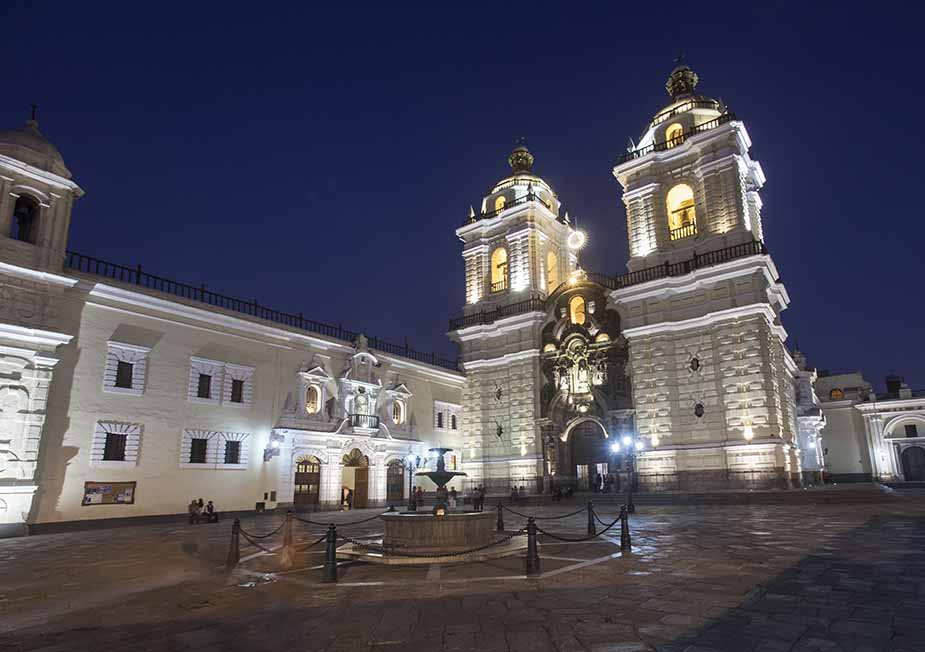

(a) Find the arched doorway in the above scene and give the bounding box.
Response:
[342,448,369,508]
[901,446,925,481]
[386,460,404,503]
[567,420,609,491]
[293,455,321,510]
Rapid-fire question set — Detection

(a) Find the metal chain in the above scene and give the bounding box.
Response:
[294,511,386,527]
[338,530,526,559]
[502,504,587,520]
[535,515,622,543]
[294,533,328,552]
[239,530,279,554]
[238,519,287,539]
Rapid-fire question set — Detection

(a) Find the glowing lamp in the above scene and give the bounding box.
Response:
[635,440,644,451]
[744,426,754,441]
[808,440,816,449]
[567,229,587,251]
[611,442,621,453]
[622,435,632,446]
[270,439,280,450]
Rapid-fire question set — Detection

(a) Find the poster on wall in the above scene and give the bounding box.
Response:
[82,481,136,506]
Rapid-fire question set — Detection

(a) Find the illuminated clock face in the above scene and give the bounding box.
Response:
[567,230,586,250]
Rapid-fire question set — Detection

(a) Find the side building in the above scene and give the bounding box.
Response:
[0,119,464,536]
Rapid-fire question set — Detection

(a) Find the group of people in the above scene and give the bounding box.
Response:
[551,481,575,502]
[509,485,527,503]
[591,472,620,493]
[408,486,463,511]
[187,498,219,524]
[468,486,486,511]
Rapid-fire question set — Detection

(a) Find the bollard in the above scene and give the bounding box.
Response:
[620,505,632,552]
[525,517,540,576]
[280,511,295,570]
[322,523,338,583]
[226,518,241,568]
[587,500,596,536]
[496,501,504,532]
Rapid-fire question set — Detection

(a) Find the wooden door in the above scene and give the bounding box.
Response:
[387,462,404,502]
[902,446,925,481]
[294,457,320,509]
[354,466,368,508]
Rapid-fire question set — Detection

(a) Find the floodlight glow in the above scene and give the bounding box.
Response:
[566,230,587,250]
[744,426,754,441]
[270,439,280,449]
[611,442,621,453]
[622,435,632,446]
[635,440,644,451]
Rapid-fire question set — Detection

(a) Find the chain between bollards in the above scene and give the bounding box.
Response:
[279,511,295,570]
[587,500,596,536]
[525,516,540,576]
[322,523,338,583]
[226,518,241,568]
[620,504,632,552]
[496,501,504,532]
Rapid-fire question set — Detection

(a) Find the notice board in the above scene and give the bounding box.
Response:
[82,481,136,506]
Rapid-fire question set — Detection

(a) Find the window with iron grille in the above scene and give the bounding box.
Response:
[189,438,208,464]
[197,374,212,399]
[115,361,134,389]
[103,432,127,461]
[230,379,244,403]
[906,424,919,438]
[224,440,241,465]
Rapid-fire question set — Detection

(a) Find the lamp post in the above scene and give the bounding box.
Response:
[405,453,421,509]
[613,432,644,514]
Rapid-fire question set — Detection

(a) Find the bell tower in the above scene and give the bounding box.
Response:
[610,65,801,490]
[450,144,583,494]
[614,63,765,271]
[0,114,82,535]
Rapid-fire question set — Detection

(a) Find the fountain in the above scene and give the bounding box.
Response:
[338,447,524,565]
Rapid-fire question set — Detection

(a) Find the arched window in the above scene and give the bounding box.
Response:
[494,196,506,213]
[666,183,696,240]
[490,247,508,293]
[392,400,404,425]
[450,414,458,430]
[11,196,39,244]
[829,388,845,401]
[569,296,586,325]
[665,123,684,148]
[546,251,558,292]
[306,385,321,414]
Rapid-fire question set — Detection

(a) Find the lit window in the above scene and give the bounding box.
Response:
[569,296,586,325]
[667,184,696,240]
[829,388,844,400]
[10,195,39,244]
[546,251,558,292]
[665,123,684,148]
[392,400,404,425]
[494,196,506,213]
[490,247,508,293]
[306,385,320,414]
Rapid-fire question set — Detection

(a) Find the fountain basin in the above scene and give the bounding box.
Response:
[381,511,495,553]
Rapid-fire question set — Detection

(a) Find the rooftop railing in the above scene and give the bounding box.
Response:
[618,113,737,164]
[649,98,723,128]
[461,192,560,227]
[448,240,768,330]
[65,251,460,372]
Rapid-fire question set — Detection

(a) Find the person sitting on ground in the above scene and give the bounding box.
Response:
[205,500,219,523]
[188,499,201,524]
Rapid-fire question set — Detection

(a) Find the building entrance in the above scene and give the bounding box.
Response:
[293,455,320,510]
[386,460,404,503]
[341,448,369,508]
[901,446,925,481]
[566,420,610,491]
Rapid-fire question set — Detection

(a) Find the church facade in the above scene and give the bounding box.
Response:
[6,64,906,537]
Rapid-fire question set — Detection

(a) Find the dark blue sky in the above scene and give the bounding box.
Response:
[3,2,922,389]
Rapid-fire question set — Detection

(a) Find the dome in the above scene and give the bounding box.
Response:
[0,119,71,179]
[489,141,555,197]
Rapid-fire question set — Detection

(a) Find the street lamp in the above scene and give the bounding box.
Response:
[620,431,643,514]
[405,453,421,509]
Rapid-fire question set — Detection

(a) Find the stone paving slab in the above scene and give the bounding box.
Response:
[1,503,925,651]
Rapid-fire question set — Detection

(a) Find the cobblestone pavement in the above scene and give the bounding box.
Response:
[1,501,925,652]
